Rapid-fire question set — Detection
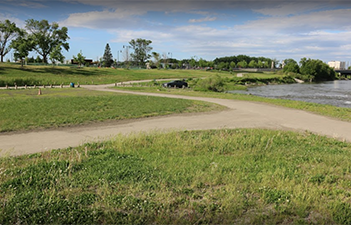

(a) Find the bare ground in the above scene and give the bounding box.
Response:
[1,83,351,157]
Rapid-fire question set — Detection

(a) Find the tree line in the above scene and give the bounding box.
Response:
[0,19,69,65]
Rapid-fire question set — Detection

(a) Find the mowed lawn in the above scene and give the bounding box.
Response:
[0,88,223,132]
[1,129,351,224]
[0,64,214,86]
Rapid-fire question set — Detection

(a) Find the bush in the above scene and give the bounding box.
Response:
[193,75,227,92]
[300,58,336,81]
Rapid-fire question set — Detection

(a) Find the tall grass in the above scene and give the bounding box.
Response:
[1,129,351,224]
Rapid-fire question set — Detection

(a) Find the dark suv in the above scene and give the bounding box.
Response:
[162,80,188,88]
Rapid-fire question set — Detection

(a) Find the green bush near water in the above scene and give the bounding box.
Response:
[1,129,351,224]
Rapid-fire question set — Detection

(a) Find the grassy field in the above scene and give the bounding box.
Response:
[0,63,282,87]
[114,85,351,122]
[1,129,351,224]
[0,88,223,132]
[0,64,211,86]
[2,64,351,224]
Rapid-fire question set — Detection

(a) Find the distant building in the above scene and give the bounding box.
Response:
[328,61,346,70]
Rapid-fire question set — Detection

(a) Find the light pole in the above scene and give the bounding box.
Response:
[167,52,172,69]
[117,50,122,68]
[123,45,131,69]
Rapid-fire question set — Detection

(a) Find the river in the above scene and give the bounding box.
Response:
[229,80,351,108]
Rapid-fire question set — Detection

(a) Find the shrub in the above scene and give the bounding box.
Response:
[193,75,227,92]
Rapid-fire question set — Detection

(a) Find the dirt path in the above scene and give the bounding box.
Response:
[1,83,351,157]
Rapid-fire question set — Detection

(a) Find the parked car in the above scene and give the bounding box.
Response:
[162,80,188,88]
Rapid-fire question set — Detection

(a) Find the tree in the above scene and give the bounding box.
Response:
[73,51,86,68]
[0,19,21,62]
[102,43,113,67]
[272,58,279,68]
[27,56,35,63]
[248,60,257,68]
[189,56,198,68]
[151,52,160,69]
[25,19,69,64]
[299,58,336,81]
[129,38,152,67]
[35,55,41,63]
[218,62,229,70]
[198,58,207,68]
[178,61,183,69]
[10,31,32,67]
[282,58,299,74]
[237,60,247,68]
[50,45,65,65]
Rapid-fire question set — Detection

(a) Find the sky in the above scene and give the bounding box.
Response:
[1,0,351,65]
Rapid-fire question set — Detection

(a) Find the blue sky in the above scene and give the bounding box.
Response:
[1,0,351,65]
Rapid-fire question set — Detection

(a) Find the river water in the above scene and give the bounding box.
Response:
[229,80,351,108]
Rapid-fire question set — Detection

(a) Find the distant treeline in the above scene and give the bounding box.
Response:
[213,55,274,69]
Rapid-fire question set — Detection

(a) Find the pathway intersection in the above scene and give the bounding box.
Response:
[1,83,351,156]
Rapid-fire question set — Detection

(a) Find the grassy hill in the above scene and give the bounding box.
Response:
[0,63,280,87]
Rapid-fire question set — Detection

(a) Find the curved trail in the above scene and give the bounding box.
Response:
[1,83,351,157]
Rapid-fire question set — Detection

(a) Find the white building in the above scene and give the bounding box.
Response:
[328,61,346,70]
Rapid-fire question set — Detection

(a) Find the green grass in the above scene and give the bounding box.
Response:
[0,88,224,132]
[1,129,351,224]
[114,85,351,122]
[0,63,223,86]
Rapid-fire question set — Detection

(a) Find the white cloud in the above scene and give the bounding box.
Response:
[189,16,217,23]
[237,8,351,34]
[4,0,47,8]
[0,13,25,27]
[60,8,146,29]
[253,2,328,16]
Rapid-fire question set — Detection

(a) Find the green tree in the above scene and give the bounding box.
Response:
[35,55,41,63]
[151,52,161,69]
[248,60,257,68]
[0,19,21,62]
[237,60,247,68]
[102,43,113,67]
[272,58,279,68]
[299,58,336,81]
[230,61,236,70]
[283,58,299,74]
[27,56,35,63]
[50,45,65,65]
[73,50,86,68]
[198,58,207,68]
[10,31,32,67]
[25,19,69,64]
[218,62,229,70]
[129,38,152,67]
[189,57,197,68]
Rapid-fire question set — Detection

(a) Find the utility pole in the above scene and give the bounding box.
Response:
[123,45,131,69]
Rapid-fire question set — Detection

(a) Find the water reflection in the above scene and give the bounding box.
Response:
[229,80,351,108]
